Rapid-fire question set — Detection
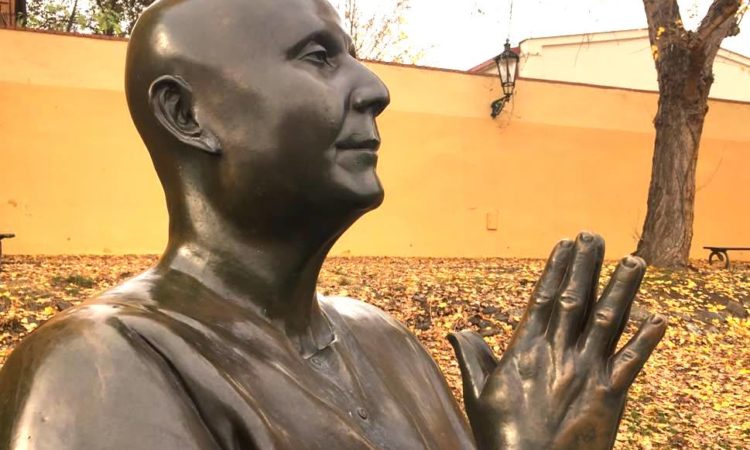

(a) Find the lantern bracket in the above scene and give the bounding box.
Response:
[491,97,509,119]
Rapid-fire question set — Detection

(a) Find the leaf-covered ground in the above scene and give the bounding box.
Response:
[1,255,749,449]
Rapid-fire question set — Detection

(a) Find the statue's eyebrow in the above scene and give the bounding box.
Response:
[287,29,348,59]
[339,31,356,58]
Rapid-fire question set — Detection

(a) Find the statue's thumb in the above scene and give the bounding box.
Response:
[447,331,498,403]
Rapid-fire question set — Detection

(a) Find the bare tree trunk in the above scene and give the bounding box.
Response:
[16,0,28,25]
[636,0,742,267]
[65,0,79,32]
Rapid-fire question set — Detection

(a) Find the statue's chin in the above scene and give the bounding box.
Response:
[326,187,384,220]
[327,165,384,212]
[356,188,385,213]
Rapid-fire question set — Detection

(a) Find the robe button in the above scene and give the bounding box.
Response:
[356,407,369,420]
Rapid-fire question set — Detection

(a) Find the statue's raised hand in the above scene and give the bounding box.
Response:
[449,233,667,450]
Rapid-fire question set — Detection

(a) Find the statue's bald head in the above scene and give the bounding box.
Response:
[124,0,389,233]
[126,0,345,158]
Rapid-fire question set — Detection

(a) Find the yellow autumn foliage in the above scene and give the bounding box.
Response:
[1,255,749,449]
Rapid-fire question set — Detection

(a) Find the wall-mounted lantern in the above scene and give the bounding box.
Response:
[491,39,520,119]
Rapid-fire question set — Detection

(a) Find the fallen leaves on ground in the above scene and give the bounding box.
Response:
[1,255,748,449]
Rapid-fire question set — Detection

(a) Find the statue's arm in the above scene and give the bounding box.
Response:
[0,314,218,450]
[449,233,667,450]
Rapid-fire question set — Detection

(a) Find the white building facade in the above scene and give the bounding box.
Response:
[471,29,750,102]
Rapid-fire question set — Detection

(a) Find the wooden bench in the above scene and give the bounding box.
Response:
[0,233,14,269]
[704,246,750,269]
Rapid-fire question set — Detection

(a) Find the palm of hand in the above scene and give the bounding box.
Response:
[449,233,667,450]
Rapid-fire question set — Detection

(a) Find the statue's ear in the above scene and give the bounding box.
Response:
[148,75,222,155]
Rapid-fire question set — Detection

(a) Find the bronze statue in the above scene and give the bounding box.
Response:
[0,0,667,448]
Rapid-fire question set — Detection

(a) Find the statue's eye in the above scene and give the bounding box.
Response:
[302,44,331,66]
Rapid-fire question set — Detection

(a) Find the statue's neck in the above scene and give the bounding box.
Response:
[155,177,368,355]
[158,217,344,357]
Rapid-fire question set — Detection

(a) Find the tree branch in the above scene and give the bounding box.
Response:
[696,0,741,42]
[642,0,684,47]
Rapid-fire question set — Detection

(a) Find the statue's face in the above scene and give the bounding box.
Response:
[191,0,390,224]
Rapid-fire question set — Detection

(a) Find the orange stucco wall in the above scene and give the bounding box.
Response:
[1,29,749,260]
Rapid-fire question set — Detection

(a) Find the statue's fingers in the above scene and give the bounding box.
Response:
[511,239,574,345]
[448,331,498,403]
[610,315,667,391]
[546,232,605,351]
[579,256,646,359]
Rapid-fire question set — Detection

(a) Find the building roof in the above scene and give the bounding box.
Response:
[468,28,750,73]
[467,46,521,74]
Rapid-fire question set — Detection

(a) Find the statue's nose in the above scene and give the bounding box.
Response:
[351,66,390,117]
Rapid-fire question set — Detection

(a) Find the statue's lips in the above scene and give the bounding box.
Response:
[335,137,380,153]
[334,142,379,167]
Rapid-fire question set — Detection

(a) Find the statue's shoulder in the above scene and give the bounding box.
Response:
[0,271,171,389]
[319,295,414,340]
[320,294,392,320]
[14,295,130,339]
[4,270,163,359]
[0,292,214,449]
[318,295,448,381]
[0,295,151,381]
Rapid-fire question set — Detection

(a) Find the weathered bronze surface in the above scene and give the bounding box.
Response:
[0,0,667,448]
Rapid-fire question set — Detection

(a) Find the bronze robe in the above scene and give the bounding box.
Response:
[0,271,475,449]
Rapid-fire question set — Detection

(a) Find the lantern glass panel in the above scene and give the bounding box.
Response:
[495,42,519,97]
[500,59,514,84]
[503,61,517,93]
